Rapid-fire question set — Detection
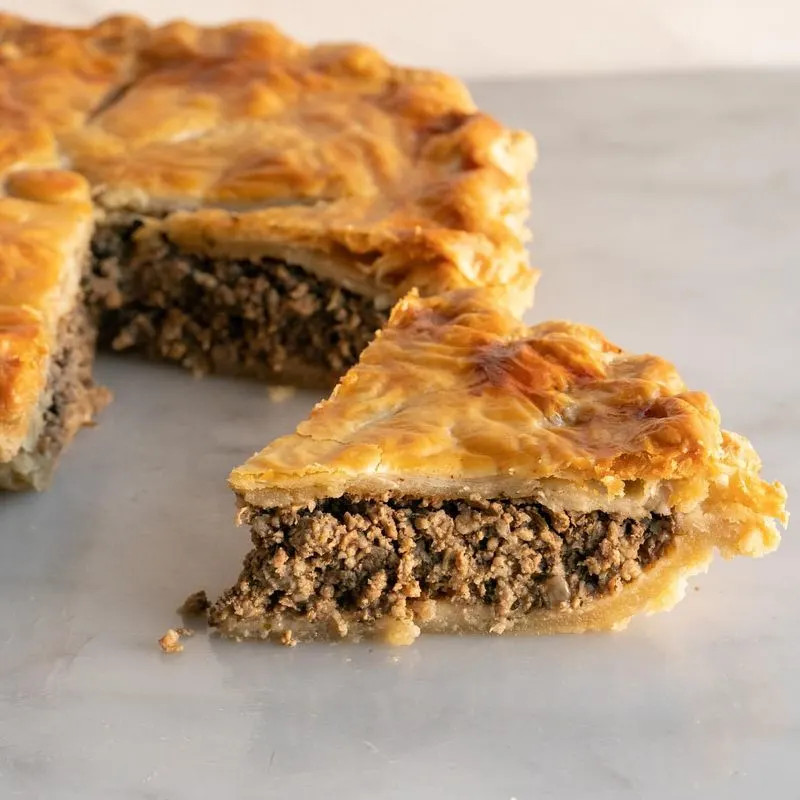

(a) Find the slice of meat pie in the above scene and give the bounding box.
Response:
[211,288,787,644]
[53,19,536,385]
[0,171,107,490]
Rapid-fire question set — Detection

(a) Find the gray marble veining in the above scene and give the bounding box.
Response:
[1,72,798,799]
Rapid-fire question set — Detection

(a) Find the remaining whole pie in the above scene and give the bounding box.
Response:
[0,14,536,489]
[210,289,787,643]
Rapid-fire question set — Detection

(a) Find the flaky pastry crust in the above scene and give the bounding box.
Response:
[231,288,786,528]
[1,14,537,310]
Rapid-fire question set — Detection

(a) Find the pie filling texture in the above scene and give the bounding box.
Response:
[0,300,107,490]
[213,288,787,643]
[88,218,389,386]
[209,496,678,638]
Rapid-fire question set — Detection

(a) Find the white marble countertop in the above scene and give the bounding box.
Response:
[1,72,797,799]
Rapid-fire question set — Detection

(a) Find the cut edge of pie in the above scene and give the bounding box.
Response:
[210,288,787,644]
[0,170,108,490]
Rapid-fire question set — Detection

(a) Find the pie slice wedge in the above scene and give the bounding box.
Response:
[210,288,787,644]
[0,170,107,490]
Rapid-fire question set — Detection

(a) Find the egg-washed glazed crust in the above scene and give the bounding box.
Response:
[230,288,786,534]
[1,14,538,312]
[0,14,149,172]
[0,170,94,460]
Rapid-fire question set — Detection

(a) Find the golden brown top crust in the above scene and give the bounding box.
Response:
[231,289,787,531]
[0,170,94,459]
[76,18,536,304]
[0,15,148,171]
[66,20,522,206]
[1,14,536,308]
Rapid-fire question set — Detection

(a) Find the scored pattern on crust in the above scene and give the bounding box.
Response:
[0,15,149,170]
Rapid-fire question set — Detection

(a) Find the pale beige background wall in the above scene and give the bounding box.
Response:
[10,0,800,76]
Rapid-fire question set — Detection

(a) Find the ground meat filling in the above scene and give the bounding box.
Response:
[1,301,106,490]
[37,302,106,462]
[88,220,389,384]
[210,496,678,631]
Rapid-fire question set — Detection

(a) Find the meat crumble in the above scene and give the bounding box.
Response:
[210,495,678,635]
[88,219,389,386]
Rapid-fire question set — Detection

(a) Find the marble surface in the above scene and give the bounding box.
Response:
[1,72,798,799]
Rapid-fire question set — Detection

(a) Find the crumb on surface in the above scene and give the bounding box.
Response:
[158,628,184,654]
[380,618,420,647]
[175,626,195,637]
[267,385,296,403]
[279,630,297,647]
[178,589,210,616]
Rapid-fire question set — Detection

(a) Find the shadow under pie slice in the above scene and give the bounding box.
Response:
[0,170,108,491]
[211,288,787,644]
